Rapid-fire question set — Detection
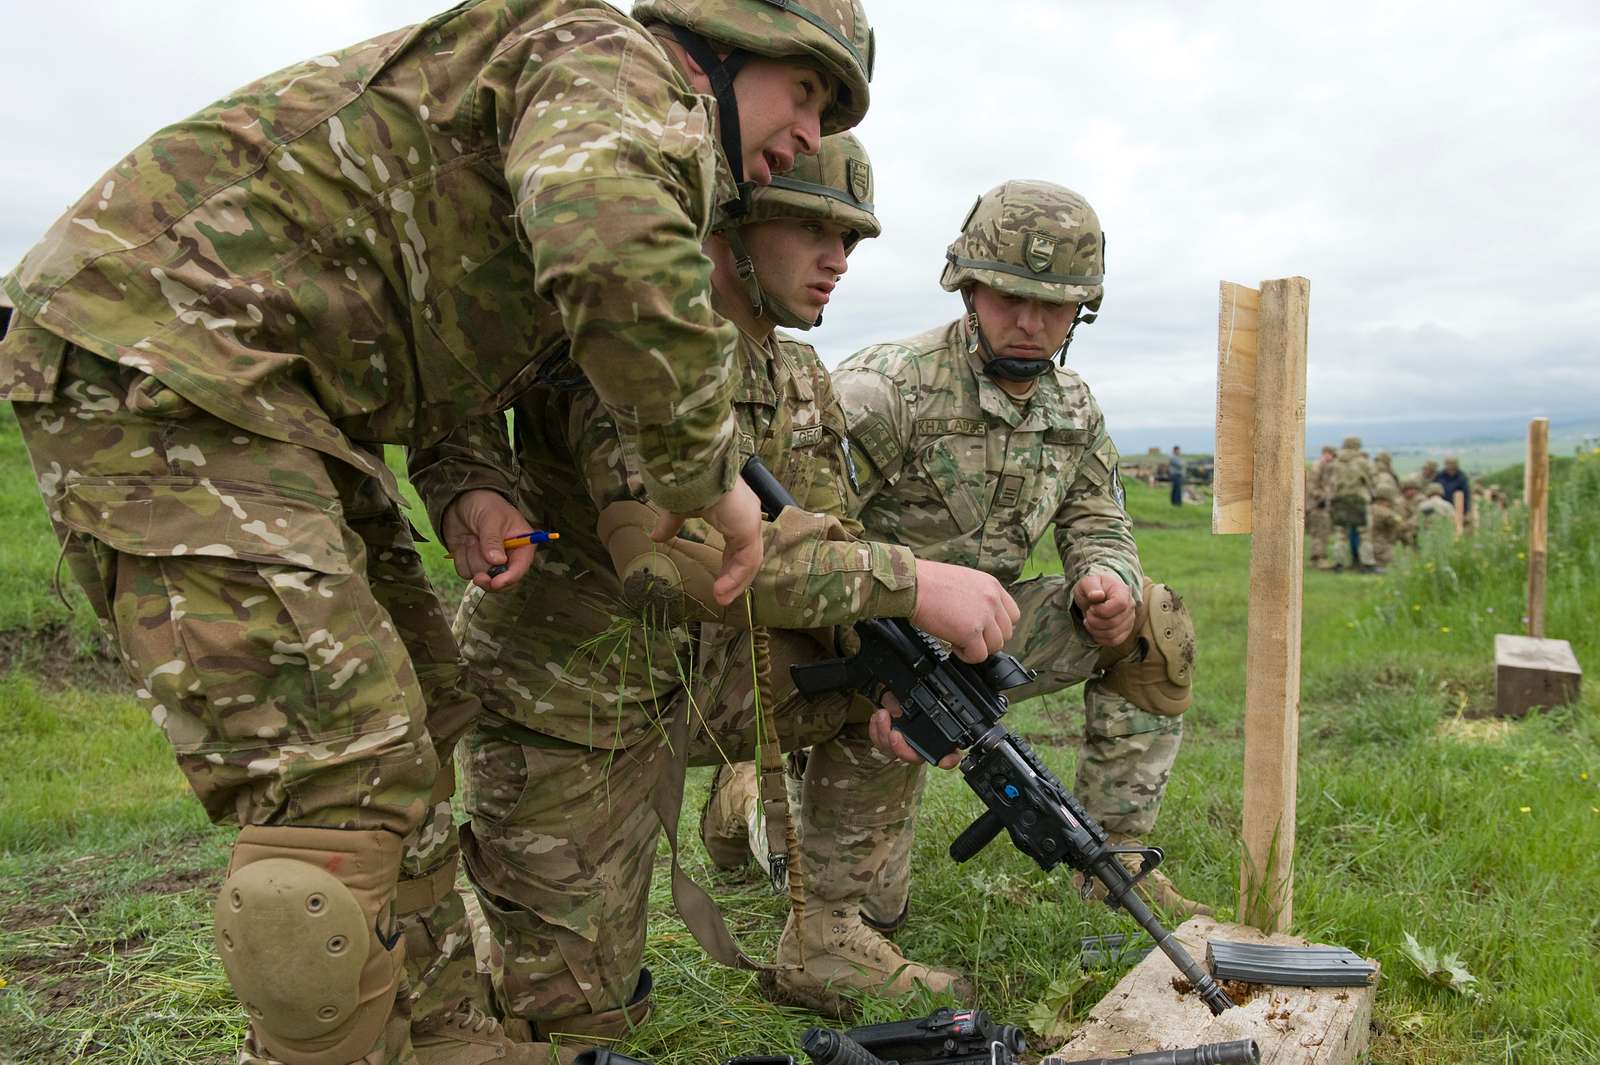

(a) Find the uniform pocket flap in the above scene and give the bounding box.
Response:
[57,477,352,574]
[0,317,69,403]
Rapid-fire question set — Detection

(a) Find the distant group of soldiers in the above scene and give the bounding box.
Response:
[1306,439,1476,572]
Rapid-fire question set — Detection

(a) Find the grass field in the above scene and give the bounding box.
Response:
[1,409,1596,1064]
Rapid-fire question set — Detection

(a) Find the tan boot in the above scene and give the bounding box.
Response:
[1074,836,1214,920]
[700,763,759,872]
[413,1003,575,1064]
[762,902,973,1019]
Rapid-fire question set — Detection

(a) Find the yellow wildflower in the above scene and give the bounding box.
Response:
[1440,626,1452,634]
[1519,806,1531,814]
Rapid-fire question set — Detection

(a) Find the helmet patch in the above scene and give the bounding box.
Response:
[846,158,870,204]
[1024,232,1057,274]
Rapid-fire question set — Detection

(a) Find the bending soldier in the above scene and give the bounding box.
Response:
[1307,444,1336,569]
[410,132,1008,1039]
[0,1,877,1061]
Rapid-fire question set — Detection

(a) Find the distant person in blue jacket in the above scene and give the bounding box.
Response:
[1169,446,1185,506]
[1433,456,1471,517]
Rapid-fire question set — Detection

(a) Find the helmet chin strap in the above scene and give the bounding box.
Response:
[963,288,1095,381]
[670,27,755,220]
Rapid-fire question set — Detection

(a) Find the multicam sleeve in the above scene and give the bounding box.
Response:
[407,415,521,540]
[1051,398,1144,599]
[830,357,916,517]
[493,22,739,515]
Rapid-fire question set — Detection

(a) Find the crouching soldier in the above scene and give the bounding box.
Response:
[704,180,1212,967]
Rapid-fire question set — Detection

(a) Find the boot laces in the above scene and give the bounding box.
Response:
[449,1003,502,1036]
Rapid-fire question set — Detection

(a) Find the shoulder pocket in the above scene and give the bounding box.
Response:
[56,476,352,574]
[0,317,69,403]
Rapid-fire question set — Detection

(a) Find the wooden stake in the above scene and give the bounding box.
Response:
[1453,491,1466,536]
[1225,277,1310,933]
[1213,284,1260,534]
[1527,418,1549,638]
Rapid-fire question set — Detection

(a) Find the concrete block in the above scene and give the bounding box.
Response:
[1494,633,1582,717]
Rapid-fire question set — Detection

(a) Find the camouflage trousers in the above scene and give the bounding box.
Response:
[454,612,913,1035]
[1331,497,1376,569]
[1369,501,1403,566]
[1306,503,1333,565]
[10,345,485,1063]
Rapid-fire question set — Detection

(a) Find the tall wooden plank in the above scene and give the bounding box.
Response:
[1238,277,1309,933]
[1213,283,1261,534]
[1526,418,1550,638]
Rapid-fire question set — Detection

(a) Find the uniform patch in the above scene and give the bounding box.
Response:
[914,417,985,437]
[848,413,899,473]
[995,473,1025,509]
[1025,232,1057,274]
[791,424,824,449]
[1043,427,1092,447]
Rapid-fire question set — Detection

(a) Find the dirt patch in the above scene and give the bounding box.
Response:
[133,867,222,897]
[1220,978,1265,1007]
[1437,716,1516,743]
[0,622,124,690]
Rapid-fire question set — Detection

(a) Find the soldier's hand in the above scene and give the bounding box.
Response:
[869,695,962,769]
[910,560,1020,663]
[1073,573,1137,646]
[651,479,763,605]
[441,489,539,591]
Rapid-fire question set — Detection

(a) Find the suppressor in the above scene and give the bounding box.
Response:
[1043,1040,1259,1065]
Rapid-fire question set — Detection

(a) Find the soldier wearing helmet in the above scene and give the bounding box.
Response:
[1368,452,1403,568]
[1329,436,1378,571]
[411,131,1006,1040]
[0,2,875,1061]
[815,180,1211,945]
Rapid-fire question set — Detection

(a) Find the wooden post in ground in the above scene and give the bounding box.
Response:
[1214,277,1309,932]
[1453,491,1466,536]
[1526,418,1549,638]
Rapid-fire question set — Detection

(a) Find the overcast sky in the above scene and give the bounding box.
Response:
[2,2,1595,449]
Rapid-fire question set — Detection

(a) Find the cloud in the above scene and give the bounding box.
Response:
[2,0,1594,441]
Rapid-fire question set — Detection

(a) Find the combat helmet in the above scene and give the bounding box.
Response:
[939,180,1105,380]
[715,131,878,329]
[634,0,874,215]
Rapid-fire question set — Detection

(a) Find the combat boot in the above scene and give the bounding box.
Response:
[700,763,759,872]
[413,1003,574,1064]
[1073,835,1213,920]
[763,901,973,1018]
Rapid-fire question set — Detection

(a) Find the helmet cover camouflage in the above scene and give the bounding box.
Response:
[633,0,874,133]
[732,131,878,239]
[715,132,877,328]
[1342,435,1362,450]
[939,180,1105,309]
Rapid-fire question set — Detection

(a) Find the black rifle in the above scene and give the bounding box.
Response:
[741,456,1233,1016]
[846,1006,1024,1065]
[1043,1041,1259,1065]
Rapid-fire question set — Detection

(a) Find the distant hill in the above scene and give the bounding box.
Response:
[1119,412,1600,475]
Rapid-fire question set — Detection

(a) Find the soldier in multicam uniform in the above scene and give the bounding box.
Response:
[703,180,1208,956]
[1307,444,1337,569]
[0,1,878,1062]
[1367,452,1403,568]
[410,131,1013,1035]
[1416,482,1458,538]
[1329,436,1377,572]
[1398,476,1423,548]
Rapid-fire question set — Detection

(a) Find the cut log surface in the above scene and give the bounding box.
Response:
[1056,917,1377,1065]
[1495,633,1582,717]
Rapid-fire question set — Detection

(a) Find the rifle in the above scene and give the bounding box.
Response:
[740,456,1233,1015]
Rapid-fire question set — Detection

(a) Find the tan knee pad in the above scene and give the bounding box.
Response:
[1098,580,1195,716]
[214,825,404,1065]
[596,499,727,619]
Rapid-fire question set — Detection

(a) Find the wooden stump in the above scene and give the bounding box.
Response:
[1495,633,1582,717]
[1055,917,1378,1065]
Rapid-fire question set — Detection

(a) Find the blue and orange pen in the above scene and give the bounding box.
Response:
[444,530,559,577]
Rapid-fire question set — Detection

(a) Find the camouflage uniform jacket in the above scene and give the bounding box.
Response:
[409,325,916,747]
[1311,457,1336,507]
[833,319,1142,593]
[1330,448,1375,501]
[0,0,738,514]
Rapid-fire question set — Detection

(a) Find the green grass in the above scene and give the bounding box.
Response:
[2,411,1597,1063]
